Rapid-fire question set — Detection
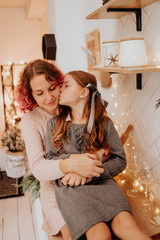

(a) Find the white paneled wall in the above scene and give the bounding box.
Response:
[97,2,160,181]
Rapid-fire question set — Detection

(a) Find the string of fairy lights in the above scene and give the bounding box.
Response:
[1,61,26,129]
[105,76,160,227]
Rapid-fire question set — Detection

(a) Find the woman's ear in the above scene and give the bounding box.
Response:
[80,87,90,99]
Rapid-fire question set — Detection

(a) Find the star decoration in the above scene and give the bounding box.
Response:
[107,53,119,67]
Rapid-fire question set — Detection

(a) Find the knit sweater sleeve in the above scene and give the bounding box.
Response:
[98,118,126,180]
[21,112,64,181]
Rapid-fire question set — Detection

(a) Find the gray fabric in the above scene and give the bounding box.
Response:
[45,117,132,240]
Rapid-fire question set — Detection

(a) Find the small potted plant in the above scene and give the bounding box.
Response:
[1,125,25,153]
[1,125,26,178]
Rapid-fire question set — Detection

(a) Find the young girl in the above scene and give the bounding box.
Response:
[45,70,151,240]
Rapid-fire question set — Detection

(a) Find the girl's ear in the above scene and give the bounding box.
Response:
[80,87,90,99]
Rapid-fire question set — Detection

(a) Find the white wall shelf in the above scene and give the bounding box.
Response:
[86,0,158,20]
[86,0,160,89]
[88,65,160,90]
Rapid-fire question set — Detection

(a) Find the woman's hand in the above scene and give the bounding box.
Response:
[61,172,89,186]
[60,153,104,178]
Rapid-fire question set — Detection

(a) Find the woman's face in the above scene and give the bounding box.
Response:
[30,74,60,115]
[59,74,83,107]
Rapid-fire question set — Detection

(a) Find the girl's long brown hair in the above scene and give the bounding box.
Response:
[52,70,109,152]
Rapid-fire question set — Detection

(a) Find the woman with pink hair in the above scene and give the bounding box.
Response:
[16,59,104,239]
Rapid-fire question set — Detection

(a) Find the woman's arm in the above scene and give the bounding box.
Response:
[21,114,65,181]
[22,113,103,181]
[46,119,104,178]
[60,153,104,177]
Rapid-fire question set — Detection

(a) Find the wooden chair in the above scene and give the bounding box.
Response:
[120,124,133,145]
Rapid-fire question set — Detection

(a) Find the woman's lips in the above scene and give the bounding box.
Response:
[47,100,56,105]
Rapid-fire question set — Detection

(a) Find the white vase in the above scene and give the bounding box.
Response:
[0,147,6,171]
[118,38,148,67]
[5,151,25,178]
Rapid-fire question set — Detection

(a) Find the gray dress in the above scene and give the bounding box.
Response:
[45,117,132,240]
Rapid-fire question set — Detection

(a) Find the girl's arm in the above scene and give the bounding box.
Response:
[96,118,126,180]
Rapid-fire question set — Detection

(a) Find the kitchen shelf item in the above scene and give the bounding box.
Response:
[118,38,147,67]
[102,41,119,67]
[88,65,160,90]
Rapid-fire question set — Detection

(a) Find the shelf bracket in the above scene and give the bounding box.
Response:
[107,8,142,31]
[136,73,142,90]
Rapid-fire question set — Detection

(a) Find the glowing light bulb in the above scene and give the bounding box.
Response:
[134,179,139,186]
[11,119,15,125]
[20,60,25,64]
[155,208,160,214]
[13,115,18,119]
[139,185,144,191]
[114,102,118,108]
[14,101,18,106]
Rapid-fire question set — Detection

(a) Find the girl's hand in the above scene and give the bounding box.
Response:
[61,173,88,186]
[95,148,111,163]
[68,153,104,178]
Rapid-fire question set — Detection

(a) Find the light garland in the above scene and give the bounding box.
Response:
[1,62,26,128]
[139,185,144,192]
[133,179,140,187]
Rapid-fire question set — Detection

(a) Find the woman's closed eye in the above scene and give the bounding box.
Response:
[49,84,56,91]
[36,91,43,96]
[35,85,56,96]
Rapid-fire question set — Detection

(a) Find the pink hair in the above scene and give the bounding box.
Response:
[15,59,64,113]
